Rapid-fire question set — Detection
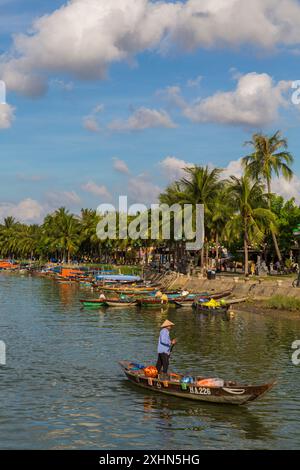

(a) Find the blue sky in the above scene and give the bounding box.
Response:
[1,0,300,222]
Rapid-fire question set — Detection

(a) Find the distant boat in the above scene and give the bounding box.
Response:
[136,298,169,308]
[105,298,137,307]
[96,274,141,282]
[80,299,107,308]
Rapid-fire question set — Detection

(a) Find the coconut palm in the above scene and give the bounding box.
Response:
[242,131,294,263]
[226,175,277,275]
[42,208,80,263]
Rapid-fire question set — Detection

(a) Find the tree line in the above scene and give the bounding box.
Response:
[1,131,299,274]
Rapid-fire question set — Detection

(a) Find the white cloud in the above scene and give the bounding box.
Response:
[128,174,161,203]
[108,107,176,131]
[272,175,300,203]
[0,103,15,129]
[83,116,101,133]
[158,156,193,180]
[157,85,186,108]
[0,198,44,223]
[82,181,111,198]
[113,158,130,175]
[222,158,243,179]
[4,1,300,97]
[183,73,291,127]
[46,190,81,207]
[187,75,202,87]
[51,79,74,91]
[83,103,104,133]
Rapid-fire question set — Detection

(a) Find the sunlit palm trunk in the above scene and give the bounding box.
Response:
[267,179,282,263]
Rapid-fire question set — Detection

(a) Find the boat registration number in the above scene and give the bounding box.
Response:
[189,386,211,395]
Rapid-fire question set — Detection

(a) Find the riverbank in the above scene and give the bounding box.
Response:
[234,300,300,318]
[145,270,300,302]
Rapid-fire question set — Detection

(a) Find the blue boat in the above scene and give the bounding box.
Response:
[95,274,141,282]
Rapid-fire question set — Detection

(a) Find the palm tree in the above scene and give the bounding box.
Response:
[17,224,41,260]
[80,209,101,260]
[179,166,224,268]
[226,175,277,275]
[210,187,234,267]
[242,131,294,263]
[42,208,80,263]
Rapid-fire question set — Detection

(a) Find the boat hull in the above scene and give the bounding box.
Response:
[80,299,106,308]
[106,301,137,307]
[119,361,275,405]
[195,305,229,314]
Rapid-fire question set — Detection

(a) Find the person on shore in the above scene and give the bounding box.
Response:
[156,320,176,376]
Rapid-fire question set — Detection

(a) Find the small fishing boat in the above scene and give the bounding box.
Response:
[194,304,230,314]
[119,361,276,405]
[136,298,169,308]
[80,299,107,308]
[105,298,137,307]
[170,297,196,307]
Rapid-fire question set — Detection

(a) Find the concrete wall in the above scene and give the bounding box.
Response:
[146,271,300,299]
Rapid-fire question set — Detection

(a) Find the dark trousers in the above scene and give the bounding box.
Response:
[156,353,169,374]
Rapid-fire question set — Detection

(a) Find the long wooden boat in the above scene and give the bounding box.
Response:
[209,289,233,299]
[119,361,276,405]
[80,299,107,308]
[136,298,169,308]
[105,298,137,307]
[103,286,156,295]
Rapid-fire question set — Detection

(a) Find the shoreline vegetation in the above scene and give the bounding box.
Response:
[0,131,300,279]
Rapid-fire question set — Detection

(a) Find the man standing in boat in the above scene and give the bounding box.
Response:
[156,320,177,377]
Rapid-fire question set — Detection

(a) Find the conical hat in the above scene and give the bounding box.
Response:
[161,319,175,328]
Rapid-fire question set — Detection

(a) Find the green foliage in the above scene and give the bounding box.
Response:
[0,131,298,268]
[266,295,300,311]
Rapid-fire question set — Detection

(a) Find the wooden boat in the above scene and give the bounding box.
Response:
[170,297,196,307]
[208,289,233,299]
[105,298,137,307]
[119,361,276,405]
[194,304,230,314]
[103,287,156,295]
[80,299,107,308]
[136,298,169,308]
[103,285,155,291]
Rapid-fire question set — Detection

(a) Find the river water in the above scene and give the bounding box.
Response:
[0,274,299,449]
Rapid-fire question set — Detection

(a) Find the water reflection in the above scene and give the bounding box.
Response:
[0,274,299,449]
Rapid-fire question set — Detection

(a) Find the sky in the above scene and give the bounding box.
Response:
[1,0,300,223]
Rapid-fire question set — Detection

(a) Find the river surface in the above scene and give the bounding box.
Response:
[0,274,299,450]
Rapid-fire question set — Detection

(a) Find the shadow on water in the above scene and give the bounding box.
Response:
[121,380,274,442]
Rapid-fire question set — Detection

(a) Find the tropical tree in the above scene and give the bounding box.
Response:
[178,166,224,268]
[42,208,81,263]
[226,175,277,275]
[242,131,294,263]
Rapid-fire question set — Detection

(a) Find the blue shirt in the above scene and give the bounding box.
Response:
[157,328,171,354]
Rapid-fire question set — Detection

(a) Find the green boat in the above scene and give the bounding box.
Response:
[80,299,107,308]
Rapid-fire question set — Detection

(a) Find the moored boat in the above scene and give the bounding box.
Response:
[105,298,137,307]
[136,298,169,308]
[119,361,276,405]
[194,304,230,314]
[80,299,107,308]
